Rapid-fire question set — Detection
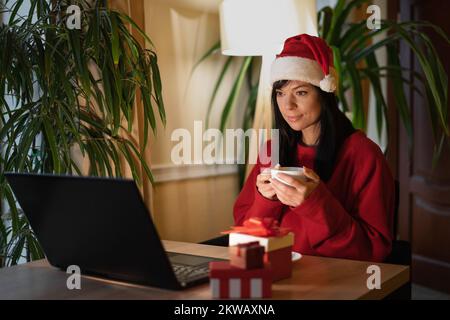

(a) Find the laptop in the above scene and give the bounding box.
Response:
[4,172,226,290]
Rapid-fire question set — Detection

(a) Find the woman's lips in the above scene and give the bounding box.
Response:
[286,116,301,123]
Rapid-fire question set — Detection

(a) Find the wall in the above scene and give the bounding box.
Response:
[143,0,246,242]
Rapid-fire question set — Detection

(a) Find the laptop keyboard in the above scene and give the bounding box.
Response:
[172,263,210,284]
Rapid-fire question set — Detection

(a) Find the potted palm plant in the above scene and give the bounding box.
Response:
[0,0,165,266]
[196,0,449,187]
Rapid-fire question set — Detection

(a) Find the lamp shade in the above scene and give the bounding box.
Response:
[219,0,317,56]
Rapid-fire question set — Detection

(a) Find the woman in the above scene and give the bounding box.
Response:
[233,34,394,262]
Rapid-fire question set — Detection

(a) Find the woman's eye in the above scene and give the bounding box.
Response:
[296,91,307,96]
[276,91,284,97]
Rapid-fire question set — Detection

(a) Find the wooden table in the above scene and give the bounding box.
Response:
[0,240,409,300]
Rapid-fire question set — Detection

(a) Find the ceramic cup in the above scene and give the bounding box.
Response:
[270,166,307,186]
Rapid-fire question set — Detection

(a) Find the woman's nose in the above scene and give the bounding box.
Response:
[283,95,297,110]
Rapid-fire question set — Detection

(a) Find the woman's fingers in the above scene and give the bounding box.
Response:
[274,173,304,189]
[259,183,274,193]
[257,178,277,199]
[261,168,319,207]
[257,168,318,204]
[257,173,271,184]
[266,190,277,198]
[270,177,295,195]
[272,184,293,206]
[275,192,288,205]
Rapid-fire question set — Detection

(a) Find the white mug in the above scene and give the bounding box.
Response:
[270,166,307,186]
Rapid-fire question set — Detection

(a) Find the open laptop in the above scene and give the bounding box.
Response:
[4,172,226,290]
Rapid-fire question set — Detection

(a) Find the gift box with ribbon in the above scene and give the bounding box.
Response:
[229,241,264,270]
[222,217,294,282]
[209,261,272,299]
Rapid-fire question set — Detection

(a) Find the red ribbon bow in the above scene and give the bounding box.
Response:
[222,217,291,237]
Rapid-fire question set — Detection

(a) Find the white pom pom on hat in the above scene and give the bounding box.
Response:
[270,34,338,93]
[319,74,337,93]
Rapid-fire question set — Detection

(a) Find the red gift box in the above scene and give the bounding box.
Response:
[229,241,264,270]
[209,261,272,299]
[224,218,294,282]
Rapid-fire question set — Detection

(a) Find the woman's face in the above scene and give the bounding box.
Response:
[275,80,321,132]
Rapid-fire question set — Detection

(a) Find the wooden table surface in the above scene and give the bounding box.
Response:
[0,240,410,300]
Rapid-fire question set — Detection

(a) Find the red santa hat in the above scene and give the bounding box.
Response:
[270,34,338,93]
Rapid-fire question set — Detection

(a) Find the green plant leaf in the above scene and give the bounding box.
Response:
[220,57,252,132]
[117,11,155,48]
[318,6,333,39]
[8,0,24,25]
[110,13,121,65]
[386,43,413,144]
[149,51,166,126]
[206,56,233,128]
[42,117,61,173]
[192,41,221,74]
[347,64,365,130]
[331,45,350,112]
[327,0,369,44]
[364,52,388,140]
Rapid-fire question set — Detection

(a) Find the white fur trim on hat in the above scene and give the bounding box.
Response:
[270,56,337,93]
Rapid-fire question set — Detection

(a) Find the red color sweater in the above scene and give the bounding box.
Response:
[233,131,394,262]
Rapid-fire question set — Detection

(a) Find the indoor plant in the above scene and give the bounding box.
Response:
[0,0,165,266]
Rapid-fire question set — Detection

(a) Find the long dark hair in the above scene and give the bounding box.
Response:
[272,80,355,182]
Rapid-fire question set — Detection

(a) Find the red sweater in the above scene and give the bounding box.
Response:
[233,130,394,262]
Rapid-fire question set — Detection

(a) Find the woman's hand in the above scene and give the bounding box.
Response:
[256,171,277,200]
[270,167,320,207]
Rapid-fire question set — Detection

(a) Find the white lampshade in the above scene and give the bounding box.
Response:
[219,0,318,56]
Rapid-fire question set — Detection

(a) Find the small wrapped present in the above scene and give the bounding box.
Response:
[209,261,272,299]
[223,217,294,282]
[229,241,264,270]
